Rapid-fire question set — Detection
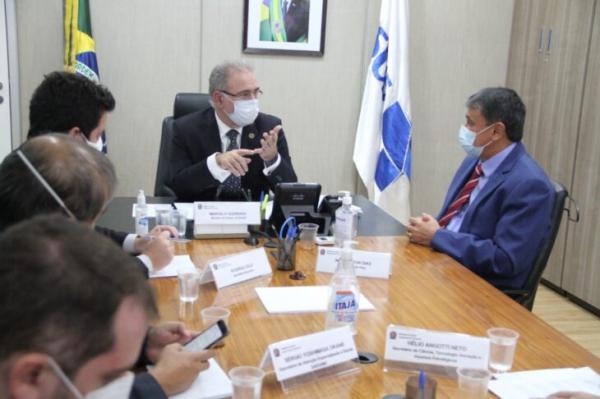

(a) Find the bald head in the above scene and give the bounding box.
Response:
[0,134,117,230]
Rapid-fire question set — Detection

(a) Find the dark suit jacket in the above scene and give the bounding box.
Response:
[130,373,167,399]
[431,142,555,290]
[168,107,297,202]
[95,226,149,279]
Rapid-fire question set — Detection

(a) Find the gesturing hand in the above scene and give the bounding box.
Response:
[216,149,256,177]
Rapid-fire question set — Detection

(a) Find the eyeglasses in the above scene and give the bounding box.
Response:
[221,88,263,100]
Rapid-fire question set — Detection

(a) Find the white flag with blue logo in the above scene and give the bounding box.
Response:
[353,0,411,224]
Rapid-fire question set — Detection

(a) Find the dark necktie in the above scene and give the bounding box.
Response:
[222,130,241,193]
[438,164,483,228]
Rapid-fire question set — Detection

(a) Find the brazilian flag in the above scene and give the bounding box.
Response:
[64,0,106,152]
[260,0,287,42]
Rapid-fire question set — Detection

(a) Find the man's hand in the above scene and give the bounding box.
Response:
[133,225,179,253]
[216,149,256,177]
[142,231,174,271]
[406,213,440,247]
[148,343,214,396]
[146,322,197,363]
[256,125,281,162]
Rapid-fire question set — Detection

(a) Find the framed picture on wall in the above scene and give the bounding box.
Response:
[243,0,327,56]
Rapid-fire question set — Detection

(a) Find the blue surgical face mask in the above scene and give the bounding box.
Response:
[458,124,495,157]
[228,98,259,127]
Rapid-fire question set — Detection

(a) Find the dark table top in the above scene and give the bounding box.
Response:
[97,195,406,237]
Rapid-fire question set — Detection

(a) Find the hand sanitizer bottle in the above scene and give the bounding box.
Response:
[334,195,354,247]
[135,189,148,235]
[325,241,360,335]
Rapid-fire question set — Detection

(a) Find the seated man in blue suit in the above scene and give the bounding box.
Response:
[169,61,297,201]
[407,87,555,290]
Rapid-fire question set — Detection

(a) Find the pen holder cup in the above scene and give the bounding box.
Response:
[276,238,297,271]
[405,374,437,399]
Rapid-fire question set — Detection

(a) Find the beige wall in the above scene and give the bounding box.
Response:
[16,0,513,217]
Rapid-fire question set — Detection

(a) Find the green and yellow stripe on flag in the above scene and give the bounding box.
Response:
[64,0,99,82]
[259,0,287,42]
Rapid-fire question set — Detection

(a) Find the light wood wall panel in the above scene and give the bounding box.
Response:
[562,1,600,308]
[506,0,595,287]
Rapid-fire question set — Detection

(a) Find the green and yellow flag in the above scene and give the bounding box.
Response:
[64,0,106,151]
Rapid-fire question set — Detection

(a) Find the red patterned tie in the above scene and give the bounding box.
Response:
[439,164,483,228]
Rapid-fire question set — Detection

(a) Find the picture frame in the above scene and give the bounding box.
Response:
[243,0,327,56]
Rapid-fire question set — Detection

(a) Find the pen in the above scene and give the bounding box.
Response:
[417,369,425,399]
[259,191,265,204]
[171,202,177,210]
[261,193,269,212]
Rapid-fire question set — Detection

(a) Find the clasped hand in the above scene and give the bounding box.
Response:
[216,125,282,176]
[406,213,440,246]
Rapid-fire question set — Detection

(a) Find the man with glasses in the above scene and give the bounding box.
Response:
[169,61,297,201]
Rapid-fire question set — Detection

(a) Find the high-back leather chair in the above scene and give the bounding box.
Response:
[154,93,211,197]
[503,180,572,310]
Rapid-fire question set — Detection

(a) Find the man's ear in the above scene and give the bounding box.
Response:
[211,91,224,109]
[493,121,507,139]
[8,353,58,399]
[67,127,83,138]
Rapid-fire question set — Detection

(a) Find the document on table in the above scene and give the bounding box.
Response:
[488,367,600,399]
[149,255,197,278]
[255,286,375,314]
[169,358,232,399]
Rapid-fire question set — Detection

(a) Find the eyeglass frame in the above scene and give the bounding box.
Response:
[220,88,263,100]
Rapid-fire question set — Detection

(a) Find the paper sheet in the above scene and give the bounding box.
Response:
[488,367,600,399]
[255,285,375,314]
[150,255,197,278]
[169,358,232,399]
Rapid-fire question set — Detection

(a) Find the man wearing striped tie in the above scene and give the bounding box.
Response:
[407,87,555,290]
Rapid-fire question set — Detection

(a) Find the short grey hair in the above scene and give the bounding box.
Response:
[208,61,254,94]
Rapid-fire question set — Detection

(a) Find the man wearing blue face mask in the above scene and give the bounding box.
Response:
[407,87,555,290]
[169,61,297,201]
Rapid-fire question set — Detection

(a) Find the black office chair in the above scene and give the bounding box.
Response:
[154,93,212,197]
[503,180,575,310]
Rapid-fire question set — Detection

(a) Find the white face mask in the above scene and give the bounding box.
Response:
[47,357,135,399]
[85,136,104,152]
[458,124,494,157]
[227,98,259,127]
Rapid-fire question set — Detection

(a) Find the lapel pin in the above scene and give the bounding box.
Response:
[249,133,255,139]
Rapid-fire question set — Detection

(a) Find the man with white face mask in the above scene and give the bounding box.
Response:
[169,61,297,201]
[0,215,156,399]
[407,87,555,291]
[26,71,175,276]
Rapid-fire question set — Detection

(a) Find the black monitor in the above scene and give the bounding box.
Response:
[269,182,322,233]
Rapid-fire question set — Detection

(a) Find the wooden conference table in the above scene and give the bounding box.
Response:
[100,197,600,398]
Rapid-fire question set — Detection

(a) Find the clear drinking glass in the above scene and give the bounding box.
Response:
[177,270,200,302]
[201,306,231,327]
[298,223,319,250]
[457,368,491,399]
[487,327,519,373]
[229,366,265,399]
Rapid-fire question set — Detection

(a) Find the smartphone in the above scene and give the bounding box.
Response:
[183,319,229,352]
[315,236,335,246]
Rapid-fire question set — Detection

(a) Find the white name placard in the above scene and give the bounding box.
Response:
[316,248,392,279]
[384,325,489,370]
[194,202,260,225]
[269,326,358,382]
[206,248,272,289]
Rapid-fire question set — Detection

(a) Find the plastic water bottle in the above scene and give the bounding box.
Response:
[334,195,354,247]
[135,189,149,235]
[325,241,360,335]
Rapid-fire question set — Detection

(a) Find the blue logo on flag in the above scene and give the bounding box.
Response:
[371,28,411,191]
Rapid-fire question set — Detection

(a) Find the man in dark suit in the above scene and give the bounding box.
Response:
[407,87,555,290]
[26,71,174,273]
[169,61,297,202]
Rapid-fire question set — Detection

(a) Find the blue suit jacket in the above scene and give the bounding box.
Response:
[431,142,555,289]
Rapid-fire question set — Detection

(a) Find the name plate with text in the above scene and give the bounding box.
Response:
[206,248,272,289]
[316,248,392,279]
[268,326,358,382]
[194,201,260,225]
[384,325,489,373]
